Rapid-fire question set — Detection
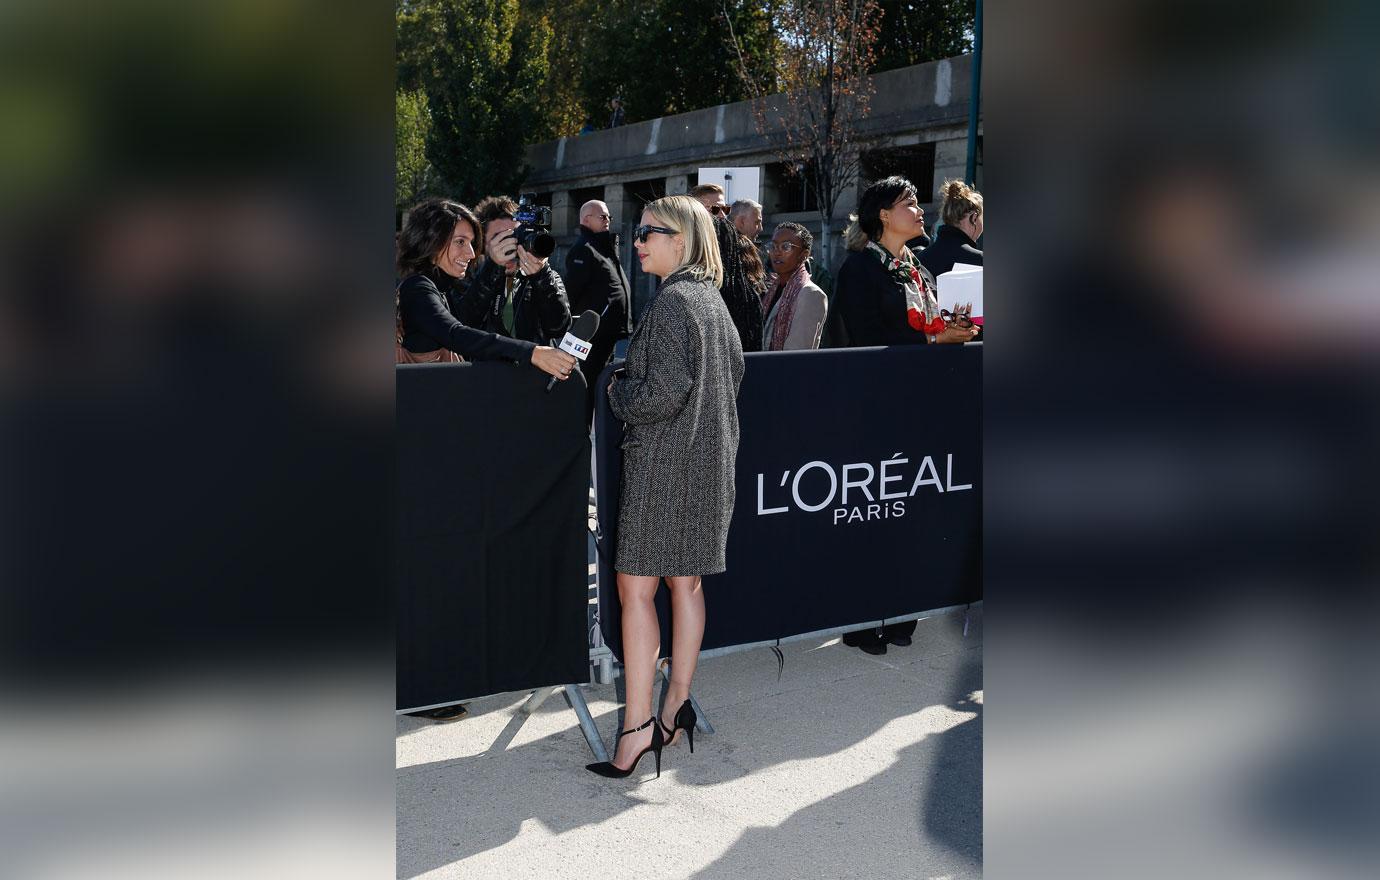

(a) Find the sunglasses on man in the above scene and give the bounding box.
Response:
[707,204,729,217]
[633,224,678,243]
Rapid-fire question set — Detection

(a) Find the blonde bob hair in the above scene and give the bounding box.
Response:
[646,194,724,288]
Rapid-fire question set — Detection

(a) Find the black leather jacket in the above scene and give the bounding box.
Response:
[449,256,571,349]
[399,267,535,362]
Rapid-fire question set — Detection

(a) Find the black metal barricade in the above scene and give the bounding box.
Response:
[593,344,982,661]
[395,362,590,711]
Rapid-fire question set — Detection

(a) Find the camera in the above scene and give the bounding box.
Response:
[514,193,555,258]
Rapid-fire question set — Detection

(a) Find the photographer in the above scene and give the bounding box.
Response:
[396,198,577,380]
[563,199,630,426]
[456,195,571,350]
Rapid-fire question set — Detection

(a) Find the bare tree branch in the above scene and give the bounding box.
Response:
[725,0,880,274]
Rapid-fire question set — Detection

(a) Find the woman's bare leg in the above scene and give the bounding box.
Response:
[660,575,705,742]
[612,572,661,768]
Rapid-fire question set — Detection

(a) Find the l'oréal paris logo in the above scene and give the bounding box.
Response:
[756,453,974,526]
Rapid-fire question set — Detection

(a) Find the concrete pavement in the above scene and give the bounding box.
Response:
[396,603,982,880]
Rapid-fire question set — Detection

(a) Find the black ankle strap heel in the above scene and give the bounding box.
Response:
[585,716,665,779]
[659,699,698,754]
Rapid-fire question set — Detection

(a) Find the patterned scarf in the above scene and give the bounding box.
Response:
[763,263,810,351]
[867,241,942,335]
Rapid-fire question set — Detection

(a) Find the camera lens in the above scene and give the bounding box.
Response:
[518,227,556,258]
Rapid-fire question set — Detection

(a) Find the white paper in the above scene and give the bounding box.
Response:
[937,264,983,321]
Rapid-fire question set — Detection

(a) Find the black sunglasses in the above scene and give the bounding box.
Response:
[708,204,729,216]
[633,224,678,243]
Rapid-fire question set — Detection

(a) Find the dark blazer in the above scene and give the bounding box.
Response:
[398,268,535,362]
[609,268,745,577]
[563,227,630,338]
[832,246,936,347]
[918,225,983,278]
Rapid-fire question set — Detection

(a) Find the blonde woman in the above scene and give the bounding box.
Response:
[918,178,984,278]
[587,195,745,780]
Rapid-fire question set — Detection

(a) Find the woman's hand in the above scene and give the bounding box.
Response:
[935,324,980,344]
[606,367,625,396]
[531,346,577,379]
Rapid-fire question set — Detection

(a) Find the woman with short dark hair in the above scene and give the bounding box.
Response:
[395,198,576,379]
[833,176,979,348]
[831,178,976,655]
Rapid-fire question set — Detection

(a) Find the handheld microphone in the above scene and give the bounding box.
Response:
[547,309,600,392]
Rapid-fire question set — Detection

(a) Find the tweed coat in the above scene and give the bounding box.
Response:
[608,268,745,576]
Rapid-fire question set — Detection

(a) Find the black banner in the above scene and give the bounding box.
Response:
[396,362,590,710]
[594,344,982,660]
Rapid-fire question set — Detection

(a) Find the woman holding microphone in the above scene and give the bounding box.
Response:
[587,195,745,780]
[395,198,576,380]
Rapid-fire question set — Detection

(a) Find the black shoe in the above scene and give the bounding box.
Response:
[658,699,698,754]
[405,703,468,722]
[585,716,664,779]
[858,641,888,656]
[884,620,916,647]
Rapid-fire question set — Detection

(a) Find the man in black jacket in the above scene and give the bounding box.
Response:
[563,199,630,426]
[452,196,571,351]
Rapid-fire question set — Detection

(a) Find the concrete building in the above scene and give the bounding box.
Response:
[521,55,981,322]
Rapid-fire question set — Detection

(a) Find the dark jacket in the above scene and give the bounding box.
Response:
[713,215,765,353]
[451,256,571,349]
[398,267,535,362]
[563,227,630,337]
[832,245,936,347]
[917,224,983,278]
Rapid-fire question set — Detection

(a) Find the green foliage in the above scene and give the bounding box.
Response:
[396,0,556,203]
[534,0,601,136]
[393,0,974,205]
[872,0,974,72]
[578,1,780,125]
[395,88,433,216]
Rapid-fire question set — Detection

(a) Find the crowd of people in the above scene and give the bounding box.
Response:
[396,174,983,374]
[394,173,983,745]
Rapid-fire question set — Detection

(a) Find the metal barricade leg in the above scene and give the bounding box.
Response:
[563,684,609,763]
[521,686,557,715]
[659,660,715,735]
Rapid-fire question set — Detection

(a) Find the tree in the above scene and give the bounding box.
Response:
[872,0,974,72]
[581,1,779,127]
[395,88,434,218]
[533,0,601,136]
[396,0,556,202]
[727,0,883,275]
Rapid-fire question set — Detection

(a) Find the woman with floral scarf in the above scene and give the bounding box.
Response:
[830,177,978,654]
[832,176,980,349]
